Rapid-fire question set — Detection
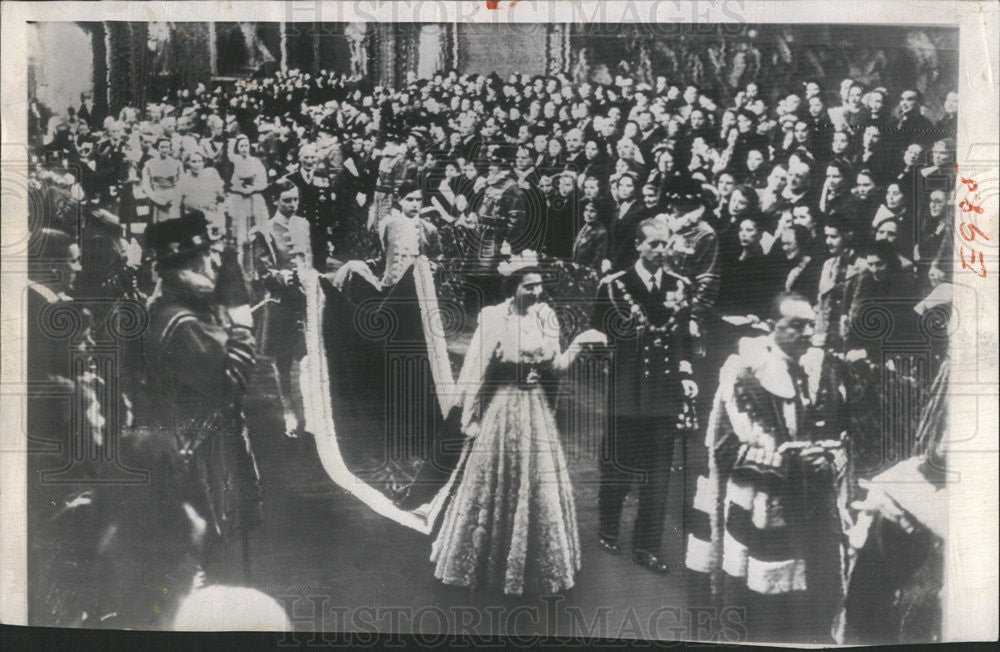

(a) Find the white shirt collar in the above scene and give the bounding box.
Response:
[633,260,662,292]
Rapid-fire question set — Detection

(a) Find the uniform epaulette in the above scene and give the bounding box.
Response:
[598,270,626,286]
[663,268,691,286]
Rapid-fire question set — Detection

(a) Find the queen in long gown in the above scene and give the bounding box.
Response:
[430,261,605,596]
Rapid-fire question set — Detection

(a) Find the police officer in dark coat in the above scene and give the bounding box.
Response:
[591,217,698,574]
[140,212,262,584]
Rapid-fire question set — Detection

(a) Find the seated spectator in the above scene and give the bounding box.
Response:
[818,158,856,219]
[758,162,788,217]
[638,182,663,220]
[718,184,764,265]
[842,240,918,358]
[915,189,953,290]
[857,125,894,185]
[543,171,581,259]
[776,223,823,300]
[851,168,883,231]
[828,128,855,168]
[893,142,925,213]
[717,214,772,319]
[814,215,861,350]
[572,199,610,270]
[871,182,913,255]
[918,138,956,204]
[873,218,916,278]
[791,204,825,256]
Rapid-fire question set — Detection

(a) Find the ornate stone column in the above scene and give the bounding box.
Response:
[80,22,109,123]
[374,23,397,88]
[545,23,571,75]
[105,22,133,113]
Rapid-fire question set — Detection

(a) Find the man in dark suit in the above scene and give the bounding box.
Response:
[890,89,936,157]
[608,172,646,271]
[591,218,697,574]
[77,91,102,130]
[635,110,667,166]
[456,113,485,169]
[285,143,334,270]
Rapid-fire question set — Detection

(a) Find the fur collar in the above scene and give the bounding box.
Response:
[735,336,797,400]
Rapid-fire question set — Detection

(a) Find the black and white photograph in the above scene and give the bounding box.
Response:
[1,0,997,645]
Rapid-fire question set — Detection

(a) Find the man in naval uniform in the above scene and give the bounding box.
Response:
[591,217,699,574]
[285,143,334,271]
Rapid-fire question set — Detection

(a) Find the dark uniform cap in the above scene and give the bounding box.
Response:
[488,144,516,167]
[661,175,706,205]
[144,211,218,262]
[396,179,422,199]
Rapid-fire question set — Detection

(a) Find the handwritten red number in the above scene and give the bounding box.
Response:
[959,198,985,214]
[960,247,987,278]
[959,176,979,192]
[959,222,992,243]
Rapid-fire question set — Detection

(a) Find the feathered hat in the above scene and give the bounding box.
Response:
[497,249,542,276]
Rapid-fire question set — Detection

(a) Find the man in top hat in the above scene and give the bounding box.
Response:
[140,212,261,584]
[590,217,698,574]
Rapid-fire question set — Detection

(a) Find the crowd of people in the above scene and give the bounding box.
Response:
[26,51,955,641]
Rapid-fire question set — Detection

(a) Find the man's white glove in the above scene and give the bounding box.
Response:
[228,304,254,328]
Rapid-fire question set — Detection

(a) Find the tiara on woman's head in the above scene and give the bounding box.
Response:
[497,249,541,276]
